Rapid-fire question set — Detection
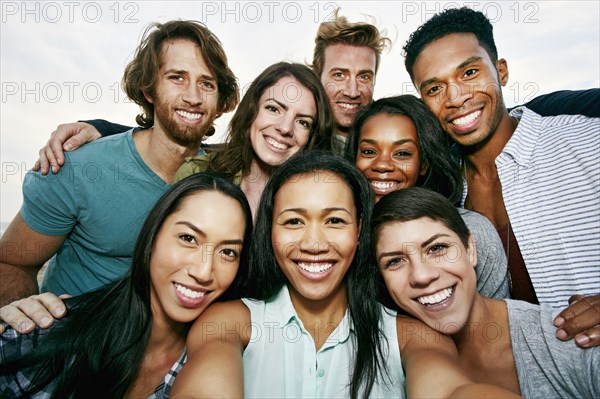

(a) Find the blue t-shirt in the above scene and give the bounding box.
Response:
[21,129,170,296]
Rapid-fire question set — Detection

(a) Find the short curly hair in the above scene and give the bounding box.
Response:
[403,7,498,82]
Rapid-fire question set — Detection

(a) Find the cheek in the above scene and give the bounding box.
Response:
[355,157,371,172]
[294,129,311,148]
[214,261,240,289]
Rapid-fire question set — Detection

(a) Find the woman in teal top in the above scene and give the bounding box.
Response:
[172,151,520,399]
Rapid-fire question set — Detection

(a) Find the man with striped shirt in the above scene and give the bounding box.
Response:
[403,7,599,347]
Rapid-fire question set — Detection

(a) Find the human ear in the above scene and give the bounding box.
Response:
[419,161,428,176]
[467,233,477,267]
[143,90,154,104]
[496,58,509,87]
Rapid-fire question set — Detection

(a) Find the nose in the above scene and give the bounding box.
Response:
[371,153,394,173]
[275,113,294,137]
[299,223,330,254]
[444,82,473,108]
[342,78,360,99]
[187,246,215,283]
[182,82,204,107]
[408,257,440,287]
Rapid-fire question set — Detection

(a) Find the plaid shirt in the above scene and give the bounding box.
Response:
[0,323,187,398]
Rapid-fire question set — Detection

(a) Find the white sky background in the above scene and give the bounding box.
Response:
[1,0,599,223]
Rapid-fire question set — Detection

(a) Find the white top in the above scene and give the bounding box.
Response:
[241,286,405,398]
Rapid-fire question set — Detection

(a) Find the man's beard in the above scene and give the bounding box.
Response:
[154,101,213,147]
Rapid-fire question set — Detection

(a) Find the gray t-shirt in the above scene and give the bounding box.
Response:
[506,299,599,398]
[460,208,510,299]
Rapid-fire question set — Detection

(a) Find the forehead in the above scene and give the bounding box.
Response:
[322,43,377,72]
[260,76,316,110]
[170,191,246,235]
[274,171,355,209]
[158,38,213,74]
[361,114,418,142]
[413,33,492,83]
[377,217,451,247]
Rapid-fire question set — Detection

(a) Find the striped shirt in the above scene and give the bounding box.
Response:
[462,107,600,308]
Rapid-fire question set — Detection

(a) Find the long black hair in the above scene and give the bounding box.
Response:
[0,173,252,398]
[247,150,386,399]
[344,94,463,204]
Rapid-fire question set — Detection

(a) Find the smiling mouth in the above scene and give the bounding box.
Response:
[370,180,398,190]
[296,262,334,273]
[450,110,481,126]
[265,136,289,151]
[175,283,207,299]
[416,286,455,306]
[176,110,203,121]
[337,103,360,111]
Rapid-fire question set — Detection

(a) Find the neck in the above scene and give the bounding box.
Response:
[240,159,273,220]
[463,111,517,175]
[451,293,508,358]
[287,283,348,350]
[133,127,202,183]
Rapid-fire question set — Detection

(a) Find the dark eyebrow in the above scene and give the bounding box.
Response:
[422,233,451,248]
[176,221,244,246]
[378,233,451,261]
[276,207,352,217]
[175,221,206,238]
[418,56,483,91]
[265,98,315,120]
[360,138,417,146]
[164,69,216,81]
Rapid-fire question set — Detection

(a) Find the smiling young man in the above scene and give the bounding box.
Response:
[0,20,239,306]
[403,7,600,346]
[309,10,390,155]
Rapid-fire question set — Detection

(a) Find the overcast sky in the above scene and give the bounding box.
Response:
[1,0,599,223]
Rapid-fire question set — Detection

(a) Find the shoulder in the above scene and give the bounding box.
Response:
[175,154,213,182]
[187,300,251,348]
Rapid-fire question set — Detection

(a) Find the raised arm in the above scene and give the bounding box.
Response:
[0,213,66,308]
[33,119,133,175]
[518,89,600,117]
[397,316,521,398]
[170,300,250,398]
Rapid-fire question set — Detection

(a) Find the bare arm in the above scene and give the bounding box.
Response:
[0,213,66,308]
[397,316,521,399]
[32,122,101,175]
[554,294,600,348]
[170,300,250,398]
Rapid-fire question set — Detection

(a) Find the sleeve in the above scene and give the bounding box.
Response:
[459,209,510,299]
[174,156,211,183]
[20,157,80,236]
[516,89,600,117]
[81,119,133,137]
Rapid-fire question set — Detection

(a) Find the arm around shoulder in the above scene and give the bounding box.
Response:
[170,300,251,398]
[0,213,66,307]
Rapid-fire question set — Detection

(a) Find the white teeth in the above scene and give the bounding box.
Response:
[338,103,359,109]
[297,262,334,273]
[265,136,288,150]
[451,110,481,126]
[175,283,207,299]
[177,110,202,120]
[371,181,396,190]
[417,287,453,305]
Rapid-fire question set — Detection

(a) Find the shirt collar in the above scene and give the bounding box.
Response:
[502,106,542,167]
